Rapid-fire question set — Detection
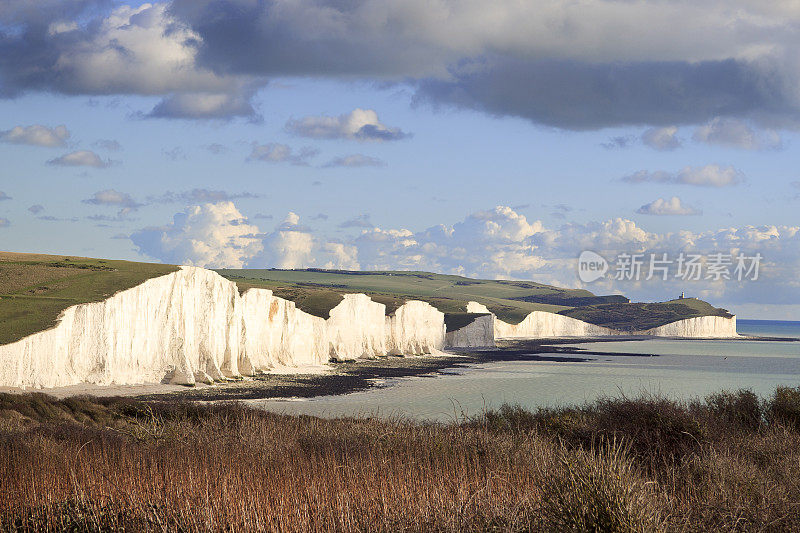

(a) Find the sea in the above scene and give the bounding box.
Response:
[249,319,800,422]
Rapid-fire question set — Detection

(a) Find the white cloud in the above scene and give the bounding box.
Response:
[131,202,263,268]
[0,124,70,147]
[636,197,701,216]
[641,126,681,151]
[622,165,744,187]
[149,91,257,120]
[133,202,800,311]
[47,150,110,168]
[286,109,409,141]
[248,143,319,165]
[83,189,141,208]
[693,117,782,150]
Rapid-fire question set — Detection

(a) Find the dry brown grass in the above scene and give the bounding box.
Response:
[0,390,799,532]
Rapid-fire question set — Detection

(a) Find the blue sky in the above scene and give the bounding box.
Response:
[1,1,799,319]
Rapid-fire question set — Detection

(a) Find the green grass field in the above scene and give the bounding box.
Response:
[218,268,605,322]
[0,252,177,345]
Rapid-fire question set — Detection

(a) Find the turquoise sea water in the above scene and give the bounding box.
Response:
[738,319,800,339]
[250,320,800,422]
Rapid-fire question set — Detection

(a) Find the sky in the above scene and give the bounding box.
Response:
[1,0,799,320]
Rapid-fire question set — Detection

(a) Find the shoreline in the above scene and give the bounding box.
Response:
[4,334,796,402]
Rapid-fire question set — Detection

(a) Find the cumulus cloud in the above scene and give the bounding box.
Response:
[148,90,257,120]
[324,154,386,168]
[286,109,409,142]
[693,117,783,150]
[47,150,110,168]
[131,202,263,268]
[0,3,257,119]
[0,124,69,147]
[636,197,701,216]
[132,201,800,310]
[0,191,11,201]
[27,204,44,214]
[622,165,744,187]
[641,126,681,151]
[248,143,319,165]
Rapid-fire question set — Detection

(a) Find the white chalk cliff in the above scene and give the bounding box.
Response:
[641,315,738,338]
[466,301,737,339]
[0,267,448,389]
[466,301,617,339]
[385,301,446,355]
[0,267,739,390]
[445,314,496,348]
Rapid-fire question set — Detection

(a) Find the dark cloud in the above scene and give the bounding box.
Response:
[415,57,794,130]
[2,0,799,130]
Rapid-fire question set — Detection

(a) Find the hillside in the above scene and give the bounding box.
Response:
[216,268,624,323]
[0,252,177,345]
[559,298,733,332]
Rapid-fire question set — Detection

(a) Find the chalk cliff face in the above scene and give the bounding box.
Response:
[385,300,446,355]
[0,268,455,389]
[327,294,387,361]
[0,267,243,389]
[240,288,328,371]
[467,301,737,339]
[445,315,495,348]
[467,301,615,338]
[642,315,738,338]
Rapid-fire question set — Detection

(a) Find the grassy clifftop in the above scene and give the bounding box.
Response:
[219,268,730,331]
[218,268,616,323]
[0,252,177,345]
[559,298,733,332]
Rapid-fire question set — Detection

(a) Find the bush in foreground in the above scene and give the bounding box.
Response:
[0,389,799,531]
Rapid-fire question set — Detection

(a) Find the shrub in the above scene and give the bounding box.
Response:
[540,442,664,532]
[767,387,800,430]
[704,389,762,430]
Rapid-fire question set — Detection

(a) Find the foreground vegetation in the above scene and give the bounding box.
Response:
[2,388,800,531]
[0,252,176,345]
